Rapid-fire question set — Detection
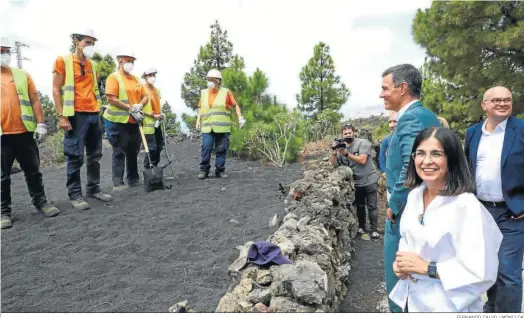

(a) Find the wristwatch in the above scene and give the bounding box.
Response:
[427,261,438,278]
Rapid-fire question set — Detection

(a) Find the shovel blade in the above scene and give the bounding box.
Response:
[143,167,165,193]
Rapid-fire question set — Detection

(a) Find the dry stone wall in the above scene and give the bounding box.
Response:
[215,148,359,313]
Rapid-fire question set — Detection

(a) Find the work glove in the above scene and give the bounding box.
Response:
[130,104,143,113]
[239,116,246,129]
[129,109,144,122]
[160,112,166,120]
[34,123,47,142]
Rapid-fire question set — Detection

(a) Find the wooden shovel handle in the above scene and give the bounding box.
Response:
[138,125,149,153]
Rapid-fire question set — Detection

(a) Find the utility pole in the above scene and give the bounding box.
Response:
[13,41,30,69]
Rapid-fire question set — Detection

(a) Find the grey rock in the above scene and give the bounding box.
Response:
[248,287,272,305]
[297,216,311,231]
[270,260,328,305]
[256,269,272,285]
[283,213,298,223]
[281,218,298,231]
[269,297,316,313]
[168,300,193,313]
[269,213,279,227]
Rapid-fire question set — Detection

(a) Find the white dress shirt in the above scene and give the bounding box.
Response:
[389,184,502,312]
[395,99,419,121]
[475,119,507,202]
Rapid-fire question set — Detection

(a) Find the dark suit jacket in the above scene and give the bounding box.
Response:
[465,116,524,216]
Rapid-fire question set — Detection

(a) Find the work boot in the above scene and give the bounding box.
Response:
[1,216,12,229]
[216,171,229,179]
[112,184,128,192]
[71,198,90,210]
[128,181,140,188]
[88,192,113,202]
[38,203,60,217]
[197,171,209,180]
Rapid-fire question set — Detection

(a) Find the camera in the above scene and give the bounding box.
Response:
[331,138,347,150]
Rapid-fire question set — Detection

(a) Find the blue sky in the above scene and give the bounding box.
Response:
[1,0,432,122]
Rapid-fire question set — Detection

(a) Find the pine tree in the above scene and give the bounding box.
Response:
[296,42,349,118]
[181,20,234,110]
[413,1,524,122]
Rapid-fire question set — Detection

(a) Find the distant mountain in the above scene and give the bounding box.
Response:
[344,104,388,119]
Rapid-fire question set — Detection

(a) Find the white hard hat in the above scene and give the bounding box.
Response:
[0,37,12,48]
[142,67,157,77]
[207,69,222,80]
[116,49,136,60]
[71,28,97,41]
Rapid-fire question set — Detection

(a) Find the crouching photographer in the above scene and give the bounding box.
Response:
[330,124,380,240]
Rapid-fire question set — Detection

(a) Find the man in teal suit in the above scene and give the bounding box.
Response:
[379,64,441,312]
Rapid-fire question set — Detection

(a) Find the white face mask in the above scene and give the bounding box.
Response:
[83,45,95,58]
[123,62,134,73]
[207,81,215,89]
[147,76,156,85]
[0,53,11,67]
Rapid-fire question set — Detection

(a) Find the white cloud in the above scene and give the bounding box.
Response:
[1,0,432,120]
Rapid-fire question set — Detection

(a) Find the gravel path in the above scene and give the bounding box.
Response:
[1,139,301,313]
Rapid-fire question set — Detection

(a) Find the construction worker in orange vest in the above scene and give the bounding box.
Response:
[141,67,165,169]
[103,49,148,191]
[52,28,113,211]
[1,37,60,229]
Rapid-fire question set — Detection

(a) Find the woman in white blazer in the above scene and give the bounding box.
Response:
[389,127,502,312]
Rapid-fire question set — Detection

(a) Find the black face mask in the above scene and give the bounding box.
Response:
[344,137,354,143]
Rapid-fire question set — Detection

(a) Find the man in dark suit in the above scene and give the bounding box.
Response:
[464,86,524,313]
[380,64,441,312]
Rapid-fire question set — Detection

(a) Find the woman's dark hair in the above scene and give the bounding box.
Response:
[404,127,475,196]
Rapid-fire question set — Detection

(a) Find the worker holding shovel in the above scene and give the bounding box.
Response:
[141,67,165,169]
[196,69,246,180]
[103,49,148,191]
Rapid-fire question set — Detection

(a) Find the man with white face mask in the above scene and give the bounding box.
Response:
[195,69,245,179]
[1,37,60,229]
[103,50,149,190]
[141,68,165,169]
[52,28,112,210]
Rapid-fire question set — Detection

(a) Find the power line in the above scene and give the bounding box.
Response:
[13,41,30,68]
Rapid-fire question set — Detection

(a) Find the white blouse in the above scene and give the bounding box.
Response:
[389,184,502,312]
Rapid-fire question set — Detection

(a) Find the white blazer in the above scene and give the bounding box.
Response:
[389,184,502,312]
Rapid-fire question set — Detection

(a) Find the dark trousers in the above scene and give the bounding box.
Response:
[199,132,230,173]
[354,182,379,232]
[1,132,48,216]
[64,112,103,200]
[104,120,141,186]
[144,126,164,168]
[483,203,524,313]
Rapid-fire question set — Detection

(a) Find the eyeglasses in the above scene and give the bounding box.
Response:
[80,62,85,76]
[484,98,512,105]
[411,151,446,161]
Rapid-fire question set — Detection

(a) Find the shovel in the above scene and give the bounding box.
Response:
[138,124,167,192]
[161,121,176,180]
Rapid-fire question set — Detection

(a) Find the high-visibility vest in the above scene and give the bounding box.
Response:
[142,86,161,134]
[0,67,36,135]
[103,72,142,124]
[61,54,102,117]
[200,87,231,133]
